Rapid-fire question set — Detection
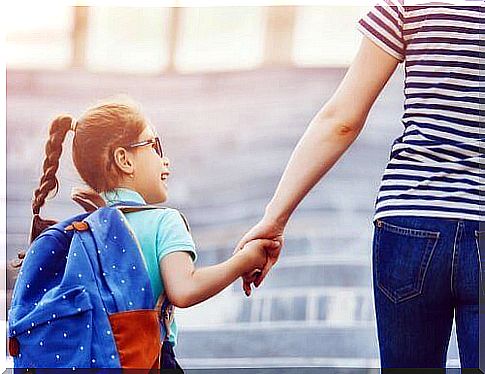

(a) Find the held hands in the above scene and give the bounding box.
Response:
[234,216,285,296]
[237,239,279,278]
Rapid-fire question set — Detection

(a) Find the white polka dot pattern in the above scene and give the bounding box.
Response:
[8,205,155,368]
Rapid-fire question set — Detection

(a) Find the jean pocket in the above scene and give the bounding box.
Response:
[474,230,485,296]
[374,219,440,304]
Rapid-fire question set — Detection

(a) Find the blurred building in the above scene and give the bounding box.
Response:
[6,6,366,72]
[5,5,461,370]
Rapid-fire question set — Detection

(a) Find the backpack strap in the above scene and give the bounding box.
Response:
[155,292,175,368]
[115,204,191,233]
[155,292,175,342]
[114,203,185,347]
[178,212,191,233]
[115,205,162,214]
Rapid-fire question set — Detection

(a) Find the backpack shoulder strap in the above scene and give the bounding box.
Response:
[107,204,191,347]
[177,211,191,233]
[115,205,191,233]
[115,205,164,214]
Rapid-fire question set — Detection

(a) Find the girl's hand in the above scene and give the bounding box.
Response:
[234,217,285,296]
[236,239,279,275]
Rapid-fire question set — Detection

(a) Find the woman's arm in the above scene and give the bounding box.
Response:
[236,36,401,293]
[160,239,278,308]
[266,36,400,225]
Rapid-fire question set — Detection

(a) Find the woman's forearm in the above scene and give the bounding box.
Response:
[265,108,364,226]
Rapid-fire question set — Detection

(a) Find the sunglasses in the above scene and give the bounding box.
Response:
[125,137,164,158]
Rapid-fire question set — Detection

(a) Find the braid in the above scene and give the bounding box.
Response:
[32,115,72,215]
[11,115,73,269]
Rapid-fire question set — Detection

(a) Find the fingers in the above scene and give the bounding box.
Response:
[244,239,281,251]
[233,222,267,254]
[243,279,252,297]
[234,235,250,255]
[234,236,279,258]
[249,268,262,278]
[240,240,279,296]
[270,240,281,249]
[242,268,262,297]
[236,230,283,296]
[255,239,280,248]
[254,259,273,288]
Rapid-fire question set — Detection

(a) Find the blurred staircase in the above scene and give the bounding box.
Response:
[6,67,460,369]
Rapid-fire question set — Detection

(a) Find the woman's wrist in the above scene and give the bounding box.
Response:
[264,201,290,228]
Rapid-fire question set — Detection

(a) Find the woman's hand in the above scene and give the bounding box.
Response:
[234,216,285,296]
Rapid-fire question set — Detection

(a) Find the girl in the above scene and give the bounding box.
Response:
[29,99,278,370]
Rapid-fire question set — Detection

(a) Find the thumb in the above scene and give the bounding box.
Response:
[234,234,252,255]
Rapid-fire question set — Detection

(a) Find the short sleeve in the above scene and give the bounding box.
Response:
[357,0,406,62]
[156,209,197,263]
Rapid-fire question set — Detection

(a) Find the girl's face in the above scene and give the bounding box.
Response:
[129,126,170,204]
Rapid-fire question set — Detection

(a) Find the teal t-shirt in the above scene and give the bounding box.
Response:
[101,188,197,346]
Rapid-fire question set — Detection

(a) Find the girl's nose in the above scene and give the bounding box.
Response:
[161,156,170,168]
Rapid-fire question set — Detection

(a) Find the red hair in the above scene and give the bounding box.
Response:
[29,99,147,244]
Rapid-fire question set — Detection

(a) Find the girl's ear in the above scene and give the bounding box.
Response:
[112,147,135,175]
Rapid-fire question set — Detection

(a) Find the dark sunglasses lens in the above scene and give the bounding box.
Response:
[155,138,163,158]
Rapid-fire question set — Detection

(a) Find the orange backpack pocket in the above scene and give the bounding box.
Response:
[109,309,161,369]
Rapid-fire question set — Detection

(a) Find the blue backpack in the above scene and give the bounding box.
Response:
[8,202,174,369]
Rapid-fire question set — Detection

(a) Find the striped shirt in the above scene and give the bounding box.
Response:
[357,1,484,222]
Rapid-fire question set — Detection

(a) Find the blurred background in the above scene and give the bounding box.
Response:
[5,3,461,371]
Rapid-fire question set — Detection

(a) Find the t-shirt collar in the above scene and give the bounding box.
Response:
[101,188,147,207]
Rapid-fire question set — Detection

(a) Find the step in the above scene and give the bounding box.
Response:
[176,323,378,360]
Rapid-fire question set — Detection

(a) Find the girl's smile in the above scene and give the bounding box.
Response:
[161,171,169,187]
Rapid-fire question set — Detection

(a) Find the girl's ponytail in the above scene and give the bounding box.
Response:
[30,115,73,242]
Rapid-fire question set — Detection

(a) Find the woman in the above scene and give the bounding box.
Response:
[235,1,483,368]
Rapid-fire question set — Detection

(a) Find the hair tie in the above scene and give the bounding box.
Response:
[70,118,78,133]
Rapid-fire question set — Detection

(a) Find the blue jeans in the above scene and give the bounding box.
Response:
[372,216,482,368]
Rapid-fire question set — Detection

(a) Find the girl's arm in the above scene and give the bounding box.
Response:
[236,36,401,293]
[160,239,278,308]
